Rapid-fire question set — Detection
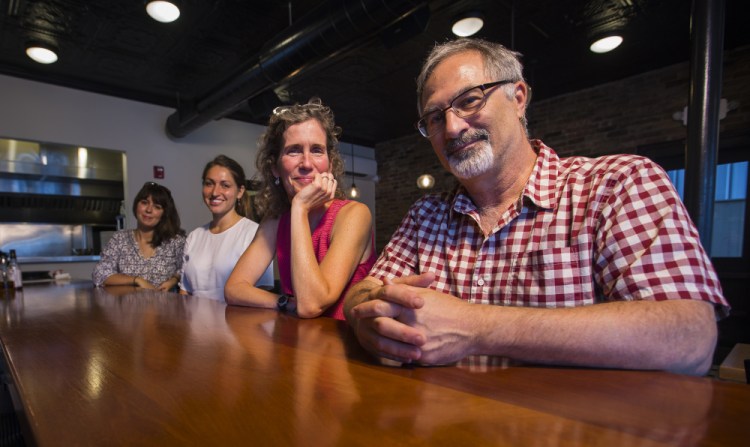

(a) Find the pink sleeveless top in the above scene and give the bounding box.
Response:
[276,199,376,320]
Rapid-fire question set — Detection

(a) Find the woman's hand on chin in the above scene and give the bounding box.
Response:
[292,172,337,212]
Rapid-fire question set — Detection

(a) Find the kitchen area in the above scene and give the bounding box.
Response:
[0,136,125,284]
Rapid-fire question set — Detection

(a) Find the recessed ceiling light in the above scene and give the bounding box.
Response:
[26,44,58,64]
[590,35,623,53]
[146,1,181,23]
[452,12,484,37]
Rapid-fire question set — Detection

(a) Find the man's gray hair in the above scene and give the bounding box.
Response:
[416,38,529,130]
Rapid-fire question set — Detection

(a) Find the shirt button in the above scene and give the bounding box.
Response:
[477,278,485,286]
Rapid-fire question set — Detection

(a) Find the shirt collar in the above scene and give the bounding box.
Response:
[450,184,473,219]
[524,140,558,210]
[449,139,559,217]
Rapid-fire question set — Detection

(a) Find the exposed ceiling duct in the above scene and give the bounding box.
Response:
[165,0,427,139]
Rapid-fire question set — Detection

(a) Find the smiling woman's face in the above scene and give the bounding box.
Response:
[202,165,244,218]
[135,195,164,229]
[272,118,330,198]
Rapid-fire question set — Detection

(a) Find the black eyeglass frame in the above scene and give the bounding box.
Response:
[415,79,515,138]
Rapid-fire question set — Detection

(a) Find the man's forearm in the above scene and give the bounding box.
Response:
[471,299,717,375]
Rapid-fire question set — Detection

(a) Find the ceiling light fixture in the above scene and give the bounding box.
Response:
[26,43,58,64]
[146,1,181,23]
[452,11,484,37]
[589,35,623,53]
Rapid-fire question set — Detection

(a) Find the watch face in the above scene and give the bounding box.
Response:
[277,294,288,309]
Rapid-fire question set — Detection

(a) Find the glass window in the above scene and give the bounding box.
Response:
[666,161,748,257]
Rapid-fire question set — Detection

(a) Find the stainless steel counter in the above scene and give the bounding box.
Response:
[19,256,100,264]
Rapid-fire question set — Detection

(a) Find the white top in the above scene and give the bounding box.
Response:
[180,217,274,301]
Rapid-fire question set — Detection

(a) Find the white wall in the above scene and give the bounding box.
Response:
[0,74,376,278]
[0,74,376,228]
[1,73,267,232]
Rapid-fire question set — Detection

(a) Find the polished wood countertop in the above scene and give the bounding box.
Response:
[1,282,749,446]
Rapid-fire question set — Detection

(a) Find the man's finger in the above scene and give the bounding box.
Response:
[387,271,435,288]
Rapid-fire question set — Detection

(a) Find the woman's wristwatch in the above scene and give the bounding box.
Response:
[277,294,292,312]
[277,294,297,315]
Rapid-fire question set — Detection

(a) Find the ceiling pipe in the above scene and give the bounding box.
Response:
[166,0,427,139]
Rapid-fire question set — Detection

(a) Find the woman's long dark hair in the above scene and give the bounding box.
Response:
[132,182,185,248]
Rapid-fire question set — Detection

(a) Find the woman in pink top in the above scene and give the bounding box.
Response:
[225,98,376,320]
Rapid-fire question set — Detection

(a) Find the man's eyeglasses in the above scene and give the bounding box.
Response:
[415,80,515,138]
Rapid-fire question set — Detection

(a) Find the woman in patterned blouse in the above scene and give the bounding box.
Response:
[93,182,186,290]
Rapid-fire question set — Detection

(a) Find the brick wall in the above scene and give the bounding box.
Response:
[374,45,750,252]
[373,134,458,251]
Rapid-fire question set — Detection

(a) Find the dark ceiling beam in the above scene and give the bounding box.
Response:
[165,0,427,139]
[683,0,725,252]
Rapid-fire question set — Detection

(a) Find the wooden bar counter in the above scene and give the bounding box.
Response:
[1,282,749,446]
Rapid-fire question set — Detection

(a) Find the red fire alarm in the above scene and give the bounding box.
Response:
[153,166,165,179]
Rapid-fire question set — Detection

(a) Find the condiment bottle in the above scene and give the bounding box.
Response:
[0,252,15,298]
[8,249,22,290]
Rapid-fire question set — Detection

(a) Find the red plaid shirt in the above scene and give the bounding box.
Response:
[371,141,729,316]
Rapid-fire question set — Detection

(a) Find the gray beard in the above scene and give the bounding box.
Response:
[445,131,494,179]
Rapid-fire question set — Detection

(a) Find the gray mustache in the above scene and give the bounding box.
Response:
[445,130,490,153]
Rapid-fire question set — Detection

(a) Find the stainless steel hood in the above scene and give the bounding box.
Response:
[0,137,125,224]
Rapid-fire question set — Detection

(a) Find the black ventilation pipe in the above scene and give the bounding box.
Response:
[166,0,425,139]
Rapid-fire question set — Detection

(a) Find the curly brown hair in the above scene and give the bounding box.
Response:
[254,98,345,219]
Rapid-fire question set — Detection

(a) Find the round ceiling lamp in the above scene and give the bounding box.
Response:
[26,43,58,64]
[452,12,484,37]
[590,35,623,53]
[146,1,181,23]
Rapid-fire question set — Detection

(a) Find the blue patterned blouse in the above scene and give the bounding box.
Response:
[92,230,186,287]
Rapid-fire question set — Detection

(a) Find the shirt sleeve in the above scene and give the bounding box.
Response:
[369,197,433,282]
[594,157,729,317]
[92,231,124,287]
[173,234,186,275]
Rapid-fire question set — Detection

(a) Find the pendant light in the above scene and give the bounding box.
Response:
[349,144,359,199]
[416,174,435,189]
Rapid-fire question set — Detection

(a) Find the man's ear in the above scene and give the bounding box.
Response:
[515,82,531,116]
